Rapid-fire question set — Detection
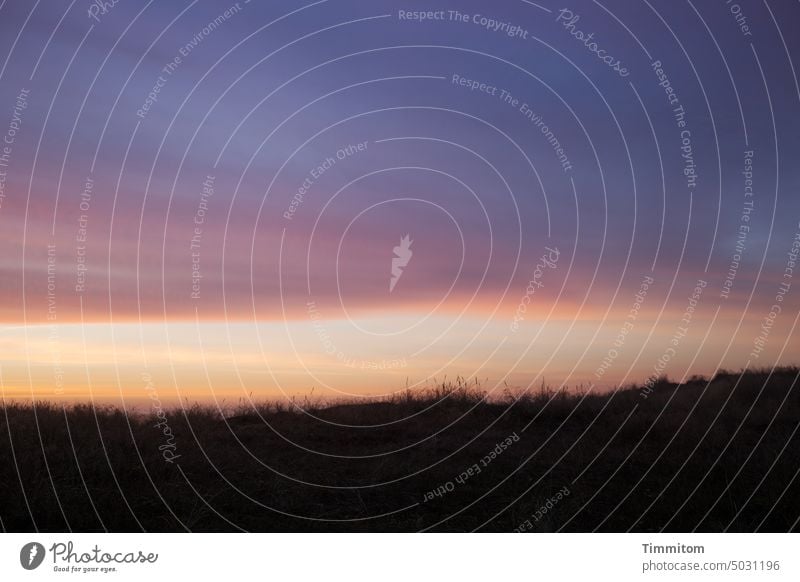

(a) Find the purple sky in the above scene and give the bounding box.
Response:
[1,0,799,401]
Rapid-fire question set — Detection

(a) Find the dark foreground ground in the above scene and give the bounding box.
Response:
[1,368,799,532]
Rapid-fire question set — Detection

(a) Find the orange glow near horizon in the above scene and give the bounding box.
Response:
[3,303,798,406]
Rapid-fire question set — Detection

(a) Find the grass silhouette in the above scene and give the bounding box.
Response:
[1,367,798,532]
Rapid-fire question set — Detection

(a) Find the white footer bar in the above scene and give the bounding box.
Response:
[1,533,796,581]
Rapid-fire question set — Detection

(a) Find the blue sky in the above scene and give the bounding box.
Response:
[0,0,799,401]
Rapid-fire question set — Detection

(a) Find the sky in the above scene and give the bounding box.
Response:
[0,0,799,405]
